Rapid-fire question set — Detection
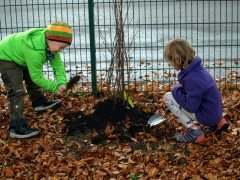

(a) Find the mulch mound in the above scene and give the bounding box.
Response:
[63,98,171,144]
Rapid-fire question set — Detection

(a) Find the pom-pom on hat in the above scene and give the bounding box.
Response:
[45,22,72,44]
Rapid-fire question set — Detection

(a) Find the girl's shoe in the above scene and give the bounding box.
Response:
[209,118,229,135]
[171,128,205,143]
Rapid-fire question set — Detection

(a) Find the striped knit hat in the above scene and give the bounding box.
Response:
[45,22,72,44]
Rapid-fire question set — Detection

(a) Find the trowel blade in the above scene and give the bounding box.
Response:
[147,114,166,127]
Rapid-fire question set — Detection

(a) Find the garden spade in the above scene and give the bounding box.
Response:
[66,75,80,90]
[147,109,170,127]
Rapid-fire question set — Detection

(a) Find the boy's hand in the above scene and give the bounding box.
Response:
[56,85,67,96]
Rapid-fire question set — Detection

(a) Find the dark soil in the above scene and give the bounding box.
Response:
[62,97,177,161]
[63,98,156,144]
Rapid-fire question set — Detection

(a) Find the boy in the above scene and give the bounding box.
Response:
[0,22,72,138]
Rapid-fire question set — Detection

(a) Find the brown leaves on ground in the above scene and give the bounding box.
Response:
[0,86,239,179]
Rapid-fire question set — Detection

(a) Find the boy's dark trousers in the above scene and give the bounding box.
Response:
[0,60,47,128]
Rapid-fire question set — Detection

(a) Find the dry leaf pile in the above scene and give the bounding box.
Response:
[0,84,239,179]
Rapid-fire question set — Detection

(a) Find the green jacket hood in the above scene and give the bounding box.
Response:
[22,28,46,51]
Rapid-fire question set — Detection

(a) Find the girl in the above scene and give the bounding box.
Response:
[163,38,229,143]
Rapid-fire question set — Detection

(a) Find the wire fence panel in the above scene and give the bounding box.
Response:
[0,0,93,92]
[0,0,239,93]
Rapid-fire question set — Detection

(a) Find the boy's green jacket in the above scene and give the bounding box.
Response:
[0,28,67,93]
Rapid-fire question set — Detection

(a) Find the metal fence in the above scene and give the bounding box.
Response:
[0,0,239,94]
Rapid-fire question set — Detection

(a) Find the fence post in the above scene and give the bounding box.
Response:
[88,0,97,96]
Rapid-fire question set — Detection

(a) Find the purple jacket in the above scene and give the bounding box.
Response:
[172,56,222,126]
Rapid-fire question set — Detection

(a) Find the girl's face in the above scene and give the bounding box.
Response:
[164,47,181,70]
[170,58,181,70]
[47,40,69,54]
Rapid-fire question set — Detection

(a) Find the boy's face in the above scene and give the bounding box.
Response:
[47,40,69,54]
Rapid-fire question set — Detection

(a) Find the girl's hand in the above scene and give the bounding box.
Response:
[173,83,183,89]
[56,85,67,96]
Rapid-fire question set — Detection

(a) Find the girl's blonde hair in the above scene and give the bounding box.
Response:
[164,38,196,69]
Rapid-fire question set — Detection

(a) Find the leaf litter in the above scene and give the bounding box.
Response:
[0,84,239,179]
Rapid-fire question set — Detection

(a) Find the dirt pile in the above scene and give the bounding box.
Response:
[64,98,155,144]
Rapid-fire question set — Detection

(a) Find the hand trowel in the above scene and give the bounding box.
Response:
[147,109,170,127]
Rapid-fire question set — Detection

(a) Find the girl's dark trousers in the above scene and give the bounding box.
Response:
[0,60,46,128]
